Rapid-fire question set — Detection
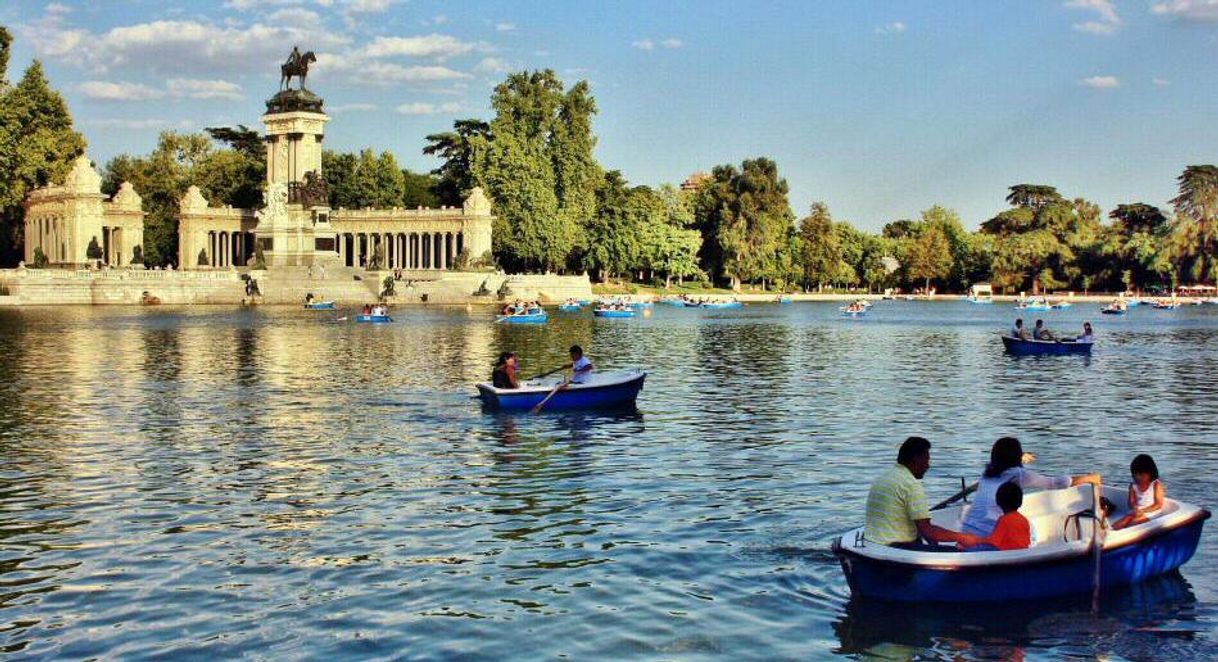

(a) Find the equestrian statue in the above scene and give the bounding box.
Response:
[280,46,317,91]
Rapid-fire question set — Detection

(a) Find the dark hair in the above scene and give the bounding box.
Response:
[996,481,1023,512]
[984,436,1024,478]
[897,436,931,466]
[1015,318,1023,326]
[1035,319,1044,327]
[569,345,583,356]
[1084,322,1093,333]
[494,352,515,367]
[1130,454,1159,480]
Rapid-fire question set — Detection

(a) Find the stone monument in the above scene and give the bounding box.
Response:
[255,47,336,268]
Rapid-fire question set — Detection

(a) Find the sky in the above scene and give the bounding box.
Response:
[3,0,1218,231]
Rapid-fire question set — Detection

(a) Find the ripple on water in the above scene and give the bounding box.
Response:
[0,302,1215,659]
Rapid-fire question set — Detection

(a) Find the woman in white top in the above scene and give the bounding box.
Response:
[961,437,1101,537]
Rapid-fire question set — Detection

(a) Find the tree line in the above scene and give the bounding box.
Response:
[0,28,1214,292]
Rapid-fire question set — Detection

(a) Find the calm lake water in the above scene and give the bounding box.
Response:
[1,300,1216,660]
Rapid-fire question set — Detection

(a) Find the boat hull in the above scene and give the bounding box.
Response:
[594,309,636,318]
[305,302,336,310]
[700,302,743,309]
[477,371,645,411]
[558,304,582,312]
[355,314,392,323]
[1100,308,1126,315]
[1002,335,1092,355]
[833,511,1208,602]
[499,313,548,324]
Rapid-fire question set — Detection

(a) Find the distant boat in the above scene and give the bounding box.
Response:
[305,301,336,310]
[1015,298,1052,311]
[594,308,636,318]
[1001,335,1092,355]
[1100,305,1127,315]
[497,311,548,324]
[965,296,993,304]
[1050,301,1072,309]
[355,313,392,323]
[1153,300,1180,310]
[699,300,743,309]
[833,484,1210,602]
[558,303,583,312]
[629,301,654,309]
[777,295,794,304]
[476,369,646,411]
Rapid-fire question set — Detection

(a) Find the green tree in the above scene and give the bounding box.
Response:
[423,118,491,206]
[1169,165,1218,284]
[553,80,601,270]
[906,221,953,292]
[796,202,841,291]
[693,158,793,289]
[0,55,87,266]
[401,169,441,208]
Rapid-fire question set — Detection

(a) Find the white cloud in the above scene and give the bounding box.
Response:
[632,39,655,50]
[79,80,163,101]
[1153,0,1218,21]
[1080,75,1121,88]
[1153,77,1171,86]
[83,118,194,130]
[396,101,461,115]
[166,78,244,100]
[359,34,476,59]
[225,0,335,10]
[329,102,378,112]
[267,8,322,29]
[433,15,449,25]
[344,0,393,13]
[495,22,516,32]
[875,21,907,35]
[475,57,514,74]
[534,49,550,57]
[45,2,71,15]
[660,38,683,48]
[1066,0,1121,35]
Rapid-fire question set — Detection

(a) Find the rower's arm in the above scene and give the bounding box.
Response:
[915,519,980,547]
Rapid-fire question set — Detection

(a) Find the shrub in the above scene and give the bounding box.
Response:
[131,245,143,265]
[253,244,266,270]
[86,237,103,260]
[454,247,471,271]
[381,275,396,297]
[32,247,48,268]
[197,248,209,266]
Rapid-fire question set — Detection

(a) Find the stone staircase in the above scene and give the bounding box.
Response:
[251,265,382,305]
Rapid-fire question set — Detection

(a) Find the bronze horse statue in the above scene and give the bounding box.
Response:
[280,48,317,91]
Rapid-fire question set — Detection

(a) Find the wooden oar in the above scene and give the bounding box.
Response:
[931,452,1037,511]
[526,366,567,381]
[531,378,569,414]
[1090,481,1105,613]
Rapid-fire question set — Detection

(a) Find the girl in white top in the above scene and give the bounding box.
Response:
[961,437,1101,537]
[1114,454,1166,530]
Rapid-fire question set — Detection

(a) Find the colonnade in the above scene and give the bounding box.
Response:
[205,230,254,268]
[336,231,464,270]
[100,226,124,266]
[27,216,66,264]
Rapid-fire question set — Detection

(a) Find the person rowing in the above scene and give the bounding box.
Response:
[864,436,981,550]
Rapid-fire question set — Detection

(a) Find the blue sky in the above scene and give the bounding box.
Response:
[3,0,1218,230]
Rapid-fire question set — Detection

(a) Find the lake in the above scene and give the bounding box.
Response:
[1,301,1215,659]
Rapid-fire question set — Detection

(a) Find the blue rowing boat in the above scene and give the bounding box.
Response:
[355,314,392,323]
[1100,306,1126,315]
[1001,335,1092,355]
[558,304,583,312]
[629,301,654,309]
[700,301,743,309]
[305,301,336,310]
[832,485,1209,602]
[477,370,646,411]
[498,311,548,324]
[594,308,636,318]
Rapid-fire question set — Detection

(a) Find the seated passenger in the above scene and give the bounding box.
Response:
[565,345,594,384]
[1012,318,1030,340]
[963,482,1031,551]
[1114,454,1165,530]
[1034,319,1055,340]
[491,352,520,389]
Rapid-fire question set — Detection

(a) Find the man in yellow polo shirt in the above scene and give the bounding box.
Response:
[866,436,980,550]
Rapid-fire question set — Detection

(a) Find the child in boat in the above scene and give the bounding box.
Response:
[964,482,1031,551]
[1114,454,1165,530]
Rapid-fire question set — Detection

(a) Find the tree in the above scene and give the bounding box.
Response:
[1169,165,1218,284]
[205,125,263,161]
[474,70,580,272]
[552,80,601,271]
[0,55,87,266]
[906,222,953,292]
[692,158,794,289]
[131,245,143,265]
[401,169,441,208]
[796,202,841,290]
[423,118,491,206]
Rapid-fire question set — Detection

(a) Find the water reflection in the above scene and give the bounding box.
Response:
[834,573,1216,661]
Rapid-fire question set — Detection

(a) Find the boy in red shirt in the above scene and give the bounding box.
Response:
[964,482,1031,551]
